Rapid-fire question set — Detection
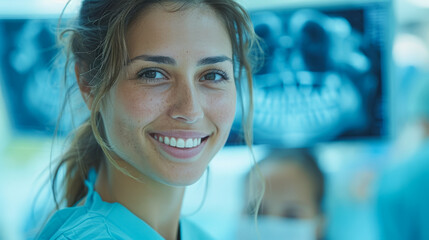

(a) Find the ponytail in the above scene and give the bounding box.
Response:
[52,117,103,207]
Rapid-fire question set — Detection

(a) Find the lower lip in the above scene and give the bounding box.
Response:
[152,137,207,160]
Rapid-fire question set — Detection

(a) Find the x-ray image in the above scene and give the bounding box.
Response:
[229,2,389,146]
[0,18,77,136]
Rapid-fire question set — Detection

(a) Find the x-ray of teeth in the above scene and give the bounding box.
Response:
[228,2,389,146]
[0,18,82,136]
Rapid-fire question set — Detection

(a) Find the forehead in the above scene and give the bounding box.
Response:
[263,161,317,197]
[126,4,232,59]
[262,161,313,185]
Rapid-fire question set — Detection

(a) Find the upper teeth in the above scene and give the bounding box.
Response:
[154,135,202,148]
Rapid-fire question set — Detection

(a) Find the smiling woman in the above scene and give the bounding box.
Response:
[37,0,260,240]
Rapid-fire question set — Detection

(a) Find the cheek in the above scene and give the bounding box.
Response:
[115,84,167,123]
[103,84,168,151]
[207,89,237,130]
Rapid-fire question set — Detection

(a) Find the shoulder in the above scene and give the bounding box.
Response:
[376,144,429,218]
[181,218,215,240]
[37,207,130,240]
[378,146,429,194]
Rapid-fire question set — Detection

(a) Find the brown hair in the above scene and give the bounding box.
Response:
[52,0,261,208]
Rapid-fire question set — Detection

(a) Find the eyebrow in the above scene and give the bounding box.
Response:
[127,54,232,66]
[197,56,233,66]
[128,55,176,65]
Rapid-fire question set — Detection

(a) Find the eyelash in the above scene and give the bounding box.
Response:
[134,68,230,84]
[136,68,167,83]
[200,69,230,83]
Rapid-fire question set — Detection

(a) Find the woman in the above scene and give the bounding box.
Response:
[38,0,260,239]
[238,148,326,240]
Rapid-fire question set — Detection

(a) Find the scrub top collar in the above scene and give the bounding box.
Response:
[83,168,167,240]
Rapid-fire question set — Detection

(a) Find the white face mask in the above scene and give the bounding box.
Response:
[236,216,318,240]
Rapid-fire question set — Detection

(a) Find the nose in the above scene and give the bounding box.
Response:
[168,81,204,124]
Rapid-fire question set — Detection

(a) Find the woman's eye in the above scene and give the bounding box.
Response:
[200,71,229,82]
[137,69,166,81]
[139,70,162,79]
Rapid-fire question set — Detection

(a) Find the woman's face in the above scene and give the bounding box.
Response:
[100,4,236,186]
[261,161,319,219]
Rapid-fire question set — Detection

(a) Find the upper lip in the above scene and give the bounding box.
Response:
[149,130,210,139]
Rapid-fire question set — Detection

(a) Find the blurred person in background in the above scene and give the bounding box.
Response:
[237,148,326,240]
[376,78,429,240]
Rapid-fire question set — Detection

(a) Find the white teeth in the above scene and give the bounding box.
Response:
[154,134,204,148]
[185,139,193,148]
[169,137,177,147]
[176,138,185,148]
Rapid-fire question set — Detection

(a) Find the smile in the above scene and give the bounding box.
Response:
[150,133,210,160]
[153,134,203,148]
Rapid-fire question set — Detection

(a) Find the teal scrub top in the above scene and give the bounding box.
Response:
[376,140,429,240]
[37,169,213,240]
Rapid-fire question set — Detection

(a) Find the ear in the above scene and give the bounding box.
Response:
[75,63,93,110]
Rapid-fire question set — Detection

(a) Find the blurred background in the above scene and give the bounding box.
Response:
[1,0,428,239]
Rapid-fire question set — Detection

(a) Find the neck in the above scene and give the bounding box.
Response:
[95,160,185,240]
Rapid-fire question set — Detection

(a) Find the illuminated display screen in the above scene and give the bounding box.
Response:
[228,1,391,146]
[0,18,66,135]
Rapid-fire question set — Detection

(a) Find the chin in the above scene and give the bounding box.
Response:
[161,162,210,187]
